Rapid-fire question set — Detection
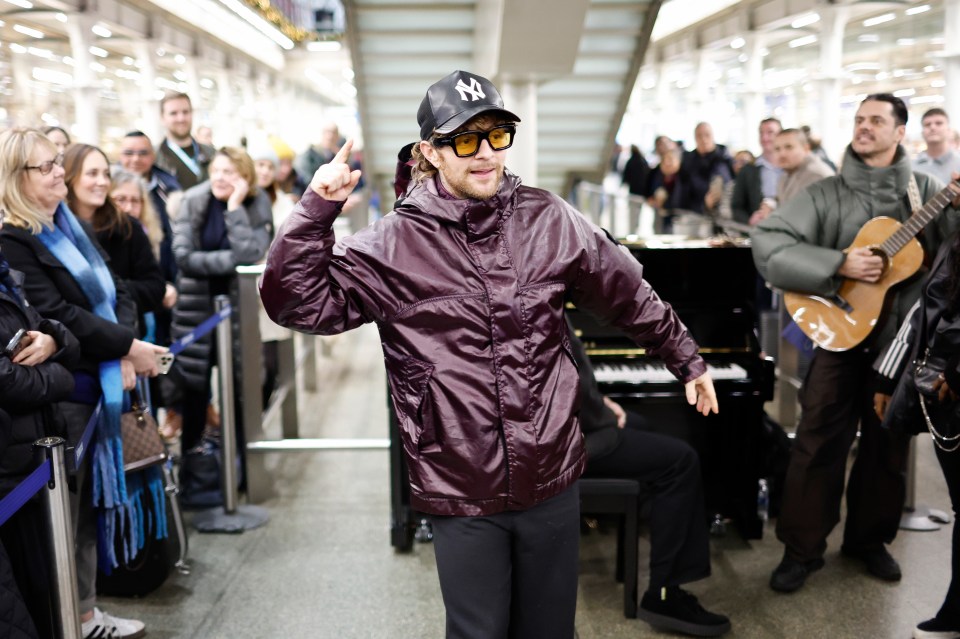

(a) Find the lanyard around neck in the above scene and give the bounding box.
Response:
[166,139,202,178]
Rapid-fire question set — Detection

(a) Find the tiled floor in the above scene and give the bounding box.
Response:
[99,324,957,638]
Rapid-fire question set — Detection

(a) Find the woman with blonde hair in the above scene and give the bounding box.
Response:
[170,146,271,503]
[63,144,165,337]
[0,127,166,638]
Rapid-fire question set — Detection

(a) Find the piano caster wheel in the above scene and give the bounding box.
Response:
[414,518,434,543]
[709,514,727,538]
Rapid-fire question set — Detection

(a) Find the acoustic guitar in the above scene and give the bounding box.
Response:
[783,180,960,352]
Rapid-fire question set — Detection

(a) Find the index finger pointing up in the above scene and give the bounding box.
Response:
[334,138,354,164]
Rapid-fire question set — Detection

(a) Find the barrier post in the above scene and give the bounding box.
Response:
[235,265,270,503]
[900,437,950,530]
[35,437,82,639]
[192,296,269,533]
[277,336,299,440]
[301,334,318,393]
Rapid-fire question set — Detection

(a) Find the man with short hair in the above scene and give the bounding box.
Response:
[678,122,734,214]
[773,128,834,207]
[261,70,719,639]
[753,94,960,594]
[914,108,960,185]
[119,131,180,316]
[154,92,215,190]
[732,118,782,225]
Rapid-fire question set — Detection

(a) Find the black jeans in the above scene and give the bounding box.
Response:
[585,412,711,589]
[776,348,908,561]
[429,485,580,639]
[935,442,960,622]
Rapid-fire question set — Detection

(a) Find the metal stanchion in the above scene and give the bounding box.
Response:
[192,295,269,533]
[35,437,82,639]
[900,437,950,531]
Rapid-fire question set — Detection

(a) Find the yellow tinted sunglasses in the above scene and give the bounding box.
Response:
[435,125,516,158]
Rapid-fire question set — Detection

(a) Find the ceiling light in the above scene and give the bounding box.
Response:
[893,88,916,98]
[156,48,166,57]
[13,24,44,39]
[788,35,818,48]
[89,62,106,73]
[910,95,944,105]
[92,24,112,38]
[931,79,946,88]
[760,47,770,56]
[55,13,67,22]
[62,56,74,66]
[122,56,134,65]
[906,5,931,15]
[174,54,186,65]
[33,68,72,86]
[846,62,881,71]
[730,37,745,49]
[863,13,895,27]
[897,38,916,46]
[8,43,25,53]
[216,0,294,50]
[27,46,54,60]
[858,34,880,43]
[738,53,748,63]
[342,68,354,80]
[791,13,820,29]
[200,77,215,89]
[4,0,33,8]
[923,65,936,73]
[307,41,341,52]
[88,46,108,58]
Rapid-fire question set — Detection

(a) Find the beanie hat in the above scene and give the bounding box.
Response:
[247,138,279,169]
[268,135,295,161]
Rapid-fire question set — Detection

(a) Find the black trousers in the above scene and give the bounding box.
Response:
[429,485,580,639]
[935,442,960,622]
[776,348,908,561]
[584,413,711,588]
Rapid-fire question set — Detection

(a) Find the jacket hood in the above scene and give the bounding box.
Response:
[400,169,521,239]
[840,144,912,201]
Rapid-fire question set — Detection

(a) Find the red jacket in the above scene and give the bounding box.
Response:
[260,172,705,516]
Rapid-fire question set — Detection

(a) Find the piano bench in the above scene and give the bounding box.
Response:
[578,477,642,619]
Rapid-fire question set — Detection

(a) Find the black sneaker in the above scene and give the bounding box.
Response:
[638,587,731,637]
[914,617,960,639]
[769,555,825,593]
[841,545,901,581]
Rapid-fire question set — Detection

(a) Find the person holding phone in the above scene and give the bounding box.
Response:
[0,127,166,639]
[0,201,80,638]
[168,146,271,503]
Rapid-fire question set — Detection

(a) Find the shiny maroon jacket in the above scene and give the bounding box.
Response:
[260,172,706,516]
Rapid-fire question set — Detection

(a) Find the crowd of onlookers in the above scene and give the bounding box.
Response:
[616,107,960,235]
[0,90,363,639]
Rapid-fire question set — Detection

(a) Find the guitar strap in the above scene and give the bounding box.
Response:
[907,173,923,214]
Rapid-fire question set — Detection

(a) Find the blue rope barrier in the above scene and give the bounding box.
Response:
[169,304,232,356]
[0,459,51,527]
[74,401,102,470]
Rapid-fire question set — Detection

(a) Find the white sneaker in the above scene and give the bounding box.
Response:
[81,607,146,639]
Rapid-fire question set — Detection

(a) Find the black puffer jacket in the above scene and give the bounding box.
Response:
[170,182,272,390]
[0,268,79,498]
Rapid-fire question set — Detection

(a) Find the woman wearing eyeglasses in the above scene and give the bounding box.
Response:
[64,145,166,340]
[0,127,166,639]
[170,146,271,503]
[0,195,80,638]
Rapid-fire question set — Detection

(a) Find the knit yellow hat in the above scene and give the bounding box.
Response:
[268,135,295,161]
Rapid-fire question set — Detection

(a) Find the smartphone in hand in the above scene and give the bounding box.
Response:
[3,329,31,358]
[156,351,174,375]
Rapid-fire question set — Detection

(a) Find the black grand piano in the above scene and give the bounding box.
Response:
[389,237,773,550]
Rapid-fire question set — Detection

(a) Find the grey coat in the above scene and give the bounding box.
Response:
[170,182,272,390]
[751,144,960,350]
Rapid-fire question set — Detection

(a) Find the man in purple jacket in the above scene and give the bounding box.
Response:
[260,70,719,639]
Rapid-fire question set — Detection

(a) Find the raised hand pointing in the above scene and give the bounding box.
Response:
[310,138,362,202]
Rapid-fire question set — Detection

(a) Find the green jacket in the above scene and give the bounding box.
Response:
[751,144,960,349]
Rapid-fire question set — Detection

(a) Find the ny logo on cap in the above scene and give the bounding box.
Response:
[455,77,485,102]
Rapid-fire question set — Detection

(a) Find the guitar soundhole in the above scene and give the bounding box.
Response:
[868,246,890,274]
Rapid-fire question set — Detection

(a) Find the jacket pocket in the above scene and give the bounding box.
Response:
[391,356,437,452]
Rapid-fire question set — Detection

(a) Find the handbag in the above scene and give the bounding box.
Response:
[913,348,947,397]
[914,348,960,452]
[121,388,167,473]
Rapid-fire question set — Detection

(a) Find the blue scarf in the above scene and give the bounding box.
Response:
[37,203,166,570]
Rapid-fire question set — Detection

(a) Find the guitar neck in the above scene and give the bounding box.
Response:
[882,180,960,255]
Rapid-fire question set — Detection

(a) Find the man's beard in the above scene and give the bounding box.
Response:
[438,162,503,200]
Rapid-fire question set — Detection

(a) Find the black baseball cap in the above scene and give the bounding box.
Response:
[417,70,521,141]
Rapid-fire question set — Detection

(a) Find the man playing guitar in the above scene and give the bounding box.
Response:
[752,94,960,594]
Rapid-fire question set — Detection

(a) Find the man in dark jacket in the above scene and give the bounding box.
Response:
[261,70,718,639]
[752,94,960,594]
[678,122,734,214]
[571,320,729,637]
[731,118,782,226]
[154,92,215,191]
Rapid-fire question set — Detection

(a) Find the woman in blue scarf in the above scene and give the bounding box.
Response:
[0,128,167,639]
